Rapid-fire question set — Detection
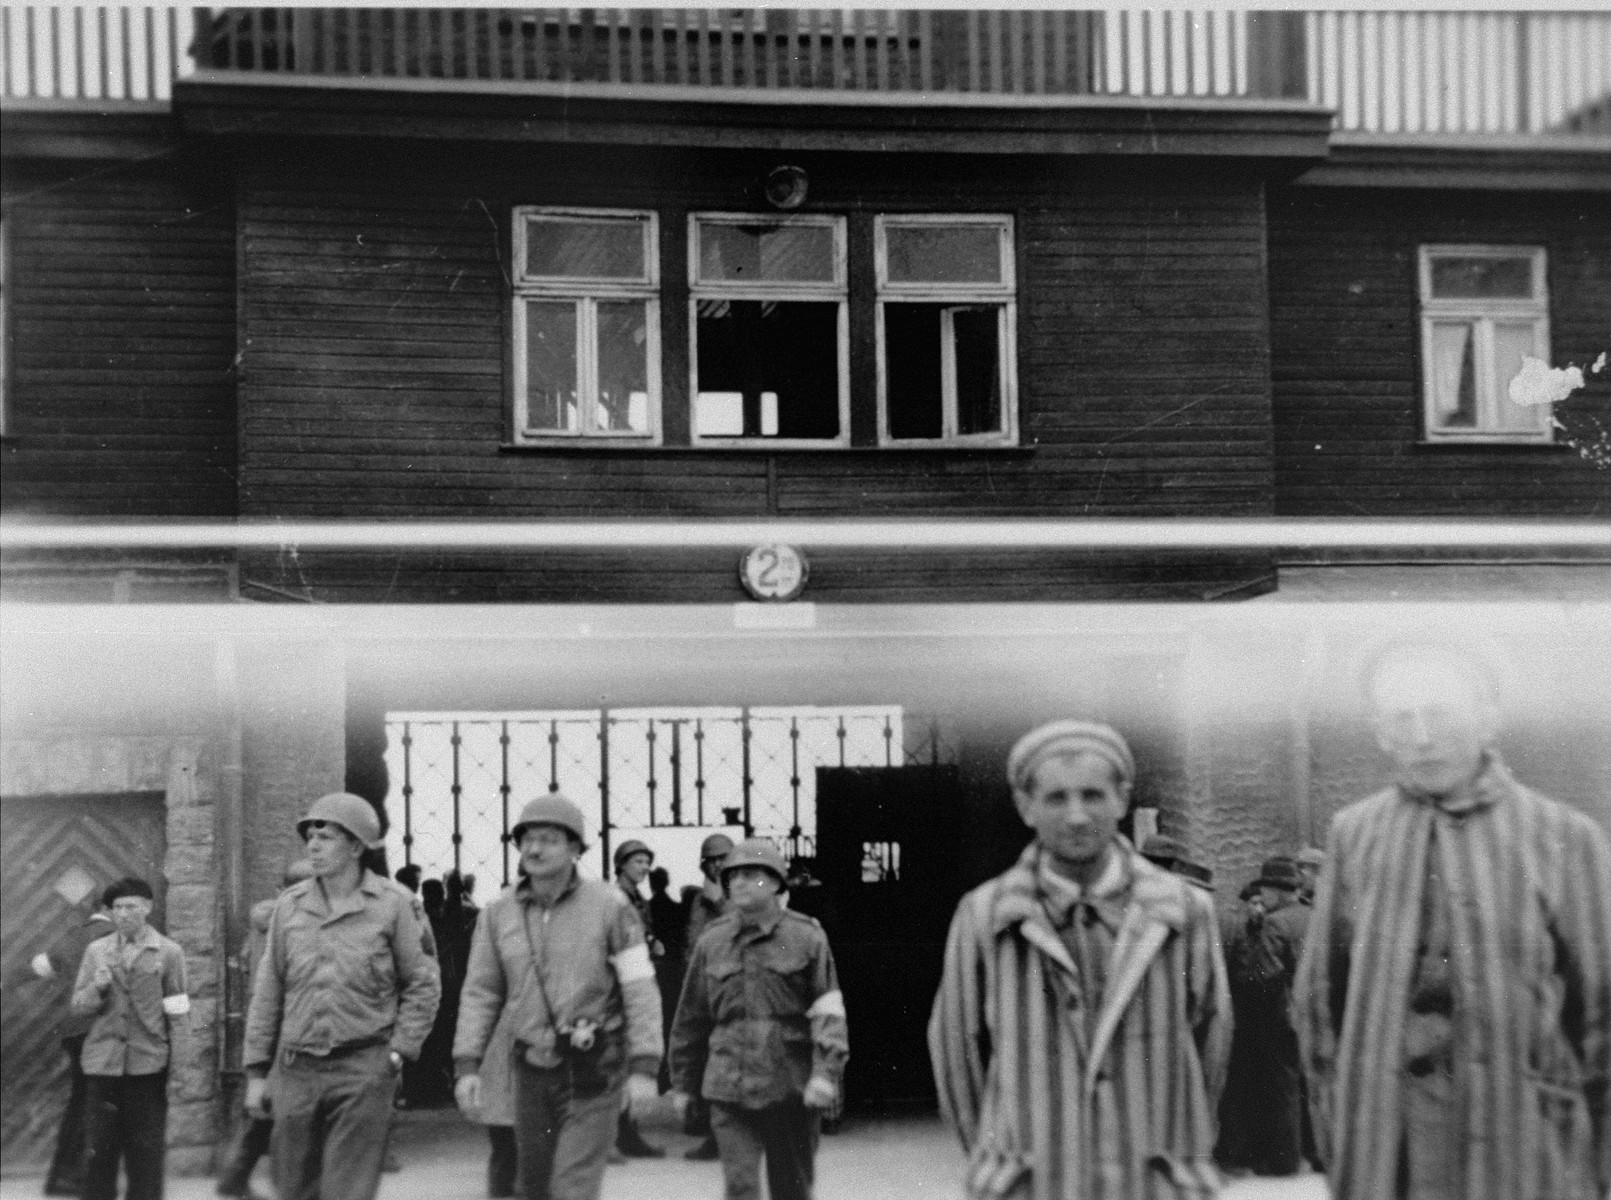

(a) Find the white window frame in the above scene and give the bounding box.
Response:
[875,214,1018,447]
[688,212,850,448]
[511,206,661,444]
[1417,244,1552,445]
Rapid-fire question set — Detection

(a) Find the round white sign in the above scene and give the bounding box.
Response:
[739,543,809,602]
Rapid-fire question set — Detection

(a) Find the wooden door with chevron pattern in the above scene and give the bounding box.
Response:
[0,793,167,1172]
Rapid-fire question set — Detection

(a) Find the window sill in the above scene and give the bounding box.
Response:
[1412,438,1565,452]
[498,442,1036,455]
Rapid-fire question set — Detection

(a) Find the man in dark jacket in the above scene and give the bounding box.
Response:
[1217,856,1310,1177]
[32,888,113,1196]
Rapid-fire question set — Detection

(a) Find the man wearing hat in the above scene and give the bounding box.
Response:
[610,839,666,1158]
[1216,857,1310,1178]
[669,838,848,1200]
[677,832,735,1161]
[244,793,441,1200]
[1140,834,1216,894]
[1293,848,1324,906]
[929,720,1231,1200]
[453,794,664,1200]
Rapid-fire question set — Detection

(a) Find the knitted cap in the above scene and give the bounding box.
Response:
[1006,720,1136,792]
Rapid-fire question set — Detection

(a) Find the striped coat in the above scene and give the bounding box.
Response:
[929,841,1232,1200]
[1293,759,1611,1200]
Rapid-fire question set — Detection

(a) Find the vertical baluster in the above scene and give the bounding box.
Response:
[836,716,847,767]
[530,8,546,83]
[1030,10,1046,94]
[49,5,61,99]
[389,7,403,78]
[918,10,932,91]
[741,8,757,88]
[883,715,894,767]
[987,9,1002,93]
[670,722,683,827]
[808,8,823,89]
[965,9,979,92]
[117,5,130,92]
[608,8,621,84]
[853,9,868,89]
[674,9,688,86]
[829,8,844,90]
[1008,10,1024,95]
[874,8,890,91]
[644,9,660,85]
[712,7,726,86]
[698,8,713,86]
[1188,9,1200,95]
[769,9,785,89]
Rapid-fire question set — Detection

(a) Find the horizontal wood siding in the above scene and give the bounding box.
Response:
[1268,187,1611,515]
[234,546,1274,604]
[1,155,238,516]
[238,142,1276,521]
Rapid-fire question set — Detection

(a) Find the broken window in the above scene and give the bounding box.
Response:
[877,216,1016,445]
[512,208,660,441]
[691,215,848,444]
[1418,246,1551,443]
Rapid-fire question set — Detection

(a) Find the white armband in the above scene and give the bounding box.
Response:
[162,993,192,1017]
[610,943,655,985]
[31,953,55,979]
[806,989,845,1019]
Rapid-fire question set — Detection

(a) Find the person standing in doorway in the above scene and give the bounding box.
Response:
[32,886,113,1197]
[1295,641,1611,1200]
[453,794,664,1200]
[243,792,441,1200]
[669,838,848,1200]
[677,833,734,1161]
[71,877,190,1200]
[215,859,313,1200]
[1216,857,1310,1178]
[928,720,1232,1199]
[610,841,665,1159]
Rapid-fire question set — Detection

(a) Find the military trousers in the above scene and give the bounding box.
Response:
[83,1071,168,1200]
[710,1098,820,1200]
[511,1057,621,1200]
[271,1044,398,1200]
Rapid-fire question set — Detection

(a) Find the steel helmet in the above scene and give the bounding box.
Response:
[296,792,383,849]
[699,832,735,861]
[613,839,654,871]
[720,838,789,889]
[510,793,587,846]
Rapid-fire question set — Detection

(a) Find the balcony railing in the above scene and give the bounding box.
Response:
[2,7,1608,138]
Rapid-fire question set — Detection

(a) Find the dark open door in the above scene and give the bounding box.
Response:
[813,765,966,1109]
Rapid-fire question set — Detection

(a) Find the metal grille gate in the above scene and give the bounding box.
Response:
[384,706,907,885]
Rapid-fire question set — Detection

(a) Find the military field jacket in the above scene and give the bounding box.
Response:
[244,870,441,1073]
[453,869,663,1078]
[670,907,848,1110]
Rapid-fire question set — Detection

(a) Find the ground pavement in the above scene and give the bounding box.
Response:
[0,1108,1329,1200]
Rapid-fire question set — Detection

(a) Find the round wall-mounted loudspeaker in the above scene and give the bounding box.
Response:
[764,165,810,210]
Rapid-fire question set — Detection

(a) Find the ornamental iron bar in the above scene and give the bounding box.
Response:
[384,705,931,887]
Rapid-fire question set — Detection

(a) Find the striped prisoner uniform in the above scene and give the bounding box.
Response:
[929,839,1231,1200]
[1294,755,1611,1200]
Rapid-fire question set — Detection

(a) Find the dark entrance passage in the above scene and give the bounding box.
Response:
[812,766,967,1109]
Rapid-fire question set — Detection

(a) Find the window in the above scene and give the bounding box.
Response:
[876,215,1016,445]
[1418,246,1551,443]
[689,214,848,445]
[512,208,660,442]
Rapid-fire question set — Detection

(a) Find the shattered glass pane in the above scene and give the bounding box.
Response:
[698,223,837,284]
[524,214,648,281]
[885,224,1003,284]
